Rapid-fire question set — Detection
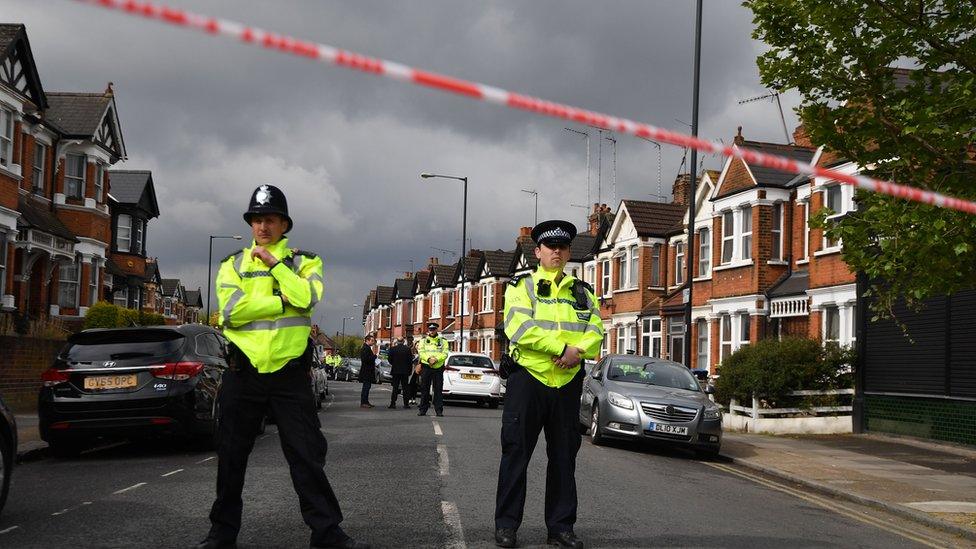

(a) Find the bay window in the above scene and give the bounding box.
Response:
[720,314,732,362]
[600,259,611,297]
[33,142,45,194]
[740,206,753,260]
[675,242,685,285]
[698,228,710,277]
[721,211,734,263]
[650,245,661,287]
[771,203,783,261]
[116,214,132,252]
[65,153,86,199]
[58,261,80,309]
[0,107,12,168]
[629,245,638,288]
[696,318,709,369]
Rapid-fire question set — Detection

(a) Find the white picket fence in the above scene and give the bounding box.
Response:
[724,389,854,434]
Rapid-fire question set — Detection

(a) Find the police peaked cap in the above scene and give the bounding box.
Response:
[426,322,439,330]
[243,184,293,233]
[531,219,576,245]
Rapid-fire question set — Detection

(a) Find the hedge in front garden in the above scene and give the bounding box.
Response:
[714,337,855,407]
[83,302,167,329]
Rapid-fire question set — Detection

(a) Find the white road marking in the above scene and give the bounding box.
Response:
[112,482,147,495]
[437,444,450,476]
[51,508,71,516]
[440,501,467,549]
[196,456,216,464]
[161,469,184,477]
[433,421,443,436]
[0,526,19,535]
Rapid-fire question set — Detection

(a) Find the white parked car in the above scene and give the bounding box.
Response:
[442,352,504,408]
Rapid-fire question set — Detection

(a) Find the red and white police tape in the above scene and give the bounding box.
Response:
[74,0,976,215]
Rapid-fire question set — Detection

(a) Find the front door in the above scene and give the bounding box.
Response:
[668,316,685,366]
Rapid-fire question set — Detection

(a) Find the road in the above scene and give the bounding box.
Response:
[1,381,967,548]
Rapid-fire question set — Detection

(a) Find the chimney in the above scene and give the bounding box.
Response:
[517,226,533,244]
[105,81,114,96]
[672,173,692,206]
[588,203,612,236]
[733,126,745,146]
[792,124,812,148]
[403,272,414,279]
[428,257,439,266]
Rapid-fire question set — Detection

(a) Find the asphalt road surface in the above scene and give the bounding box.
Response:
[2,381,968,548]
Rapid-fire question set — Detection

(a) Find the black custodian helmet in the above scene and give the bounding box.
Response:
[243,184,293,233]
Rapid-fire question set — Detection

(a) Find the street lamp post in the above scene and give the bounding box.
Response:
[421,172,468,351]
[207,234,243,323]
[684,0,703,367]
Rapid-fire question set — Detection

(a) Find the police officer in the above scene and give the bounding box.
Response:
[416,322,449,417]
[494,220,603,549]
[386,337,413,408]
[198,184,368,549]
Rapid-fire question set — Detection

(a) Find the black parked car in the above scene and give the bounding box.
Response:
[39,325,231,456]
[0,391,16,517]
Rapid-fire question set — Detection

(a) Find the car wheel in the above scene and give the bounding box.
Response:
[590,404,605,446]
[696,446,721,460]
[0,429,11,516]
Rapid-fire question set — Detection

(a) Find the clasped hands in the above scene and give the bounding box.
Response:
[553,346,583,369]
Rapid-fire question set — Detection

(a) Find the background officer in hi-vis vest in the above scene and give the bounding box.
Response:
[198,185,368,549]
[494,220,603,549]
[417,322,449,417]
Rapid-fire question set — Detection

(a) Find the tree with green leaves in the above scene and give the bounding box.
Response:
[746,0,976,316]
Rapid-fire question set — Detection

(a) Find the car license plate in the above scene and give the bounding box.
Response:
[461,373,482,381]
[649,422,688,436]
[84,374,138,390]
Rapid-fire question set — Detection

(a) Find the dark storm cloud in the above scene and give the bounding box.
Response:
[7,0,800,333]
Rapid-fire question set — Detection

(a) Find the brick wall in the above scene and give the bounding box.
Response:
[0,335,65,412]
[56,207,112,244]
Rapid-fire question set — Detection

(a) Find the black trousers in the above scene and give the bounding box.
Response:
[418,366,444,414]
[390,373,410,406]
[495,367,584,534]
[208,354,347,546]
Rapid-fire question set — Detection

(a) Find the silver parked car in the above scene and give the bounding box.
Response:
[580,355,722,457]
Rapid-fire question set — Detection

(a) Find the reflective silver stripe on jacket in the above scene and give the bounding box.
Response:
[223,287,244,323]
[233,253,245,278]
[239,270,272,278]
[232,316,312,332]
[509,319,559,343]
[504,306,534,327]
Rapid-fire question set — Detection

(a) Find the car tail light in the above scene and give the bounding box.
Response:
[444,366,459,372]
[49,421,70,430]
[152,362,204,381]
[42,368,71,387]
[483,369,499,376]
[150,418,173,425]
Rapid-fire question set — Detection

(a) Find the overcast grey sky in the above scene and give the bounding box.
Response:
[7,0,801,335]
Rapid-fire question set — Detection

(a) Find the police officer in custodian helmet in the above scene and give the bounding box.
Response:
[494,220,603,549]
[197,185,369,549]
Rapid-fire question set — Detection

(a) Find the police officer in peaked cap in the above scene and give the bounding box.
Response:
[197,184,369,549]
[494,219,603,549]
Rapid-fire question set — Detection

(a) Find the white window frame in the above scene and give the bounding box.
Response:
[674,241,685,285]
[698,228,710,277]
[822,184,850,250]
[0,231,8,298]
[696,318,709,369]
[721,211,734,264]
[65,153,86,199]
[89,259,99,306]
[164,297,172,316]
[483,334,493,357]
[113,281,128,308]
[628,245,639,288]
[395,303,403,326]
[414,296,424,323]
[771,202,783,261]
[615,251,627,290]
[133,218,143,255]
[823,305,841,344]
[627,324,637,354]
[481,283,493,313]
[720,314,733,362]
[668,316,686,364]
[739,313,751,347]
[600,259,611,297]
[94,163,104,202]
[116,214,132,252]
[32,142,45,194]
[0,107,12,169]
[740,206,753,261]
[615,325,626,354]
[430,291,441,319]
[642,317,662,358]
[58,260,81,309]
[650,245,661,287]
[585,264,595,286]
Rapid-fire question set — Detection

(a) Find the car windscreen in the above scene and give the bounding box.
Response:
[607,360,700,392]
[62,330,185,363]
[446,355,494,369]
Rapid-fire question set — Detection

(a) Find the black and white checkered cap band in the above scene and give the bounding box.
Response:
[537,228,572,241]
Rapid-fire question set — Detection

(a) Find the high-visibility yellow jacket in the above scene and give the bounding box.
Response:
[418,335,449,369]
[504,265,603,388]
[217,237,323,373]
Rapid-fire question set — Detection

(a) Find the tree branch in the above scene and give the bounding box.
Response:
[870,0,976,73]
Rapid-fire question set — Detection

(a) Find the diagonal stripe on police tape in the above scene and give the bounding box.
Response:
[73,0,976,215]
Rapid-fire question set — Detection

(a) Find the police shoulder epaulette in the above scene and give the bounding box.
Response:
[508,273,530,287]
[221,249,244,263]
[291,249,319,259]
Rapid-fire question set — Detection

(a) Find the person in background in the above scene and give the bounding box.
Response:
[387,338,412,409]
[359,334,378,409]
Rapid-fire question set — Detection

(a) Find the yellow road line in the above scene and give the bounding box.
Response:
[705,462,956,549]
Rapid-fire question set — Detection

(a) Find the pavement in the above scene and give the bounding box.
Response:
[721,431,976,541]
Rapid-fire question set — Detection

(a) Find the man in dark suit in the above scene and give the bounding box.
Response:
[386,338,413,409]
[359,334,377,409]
